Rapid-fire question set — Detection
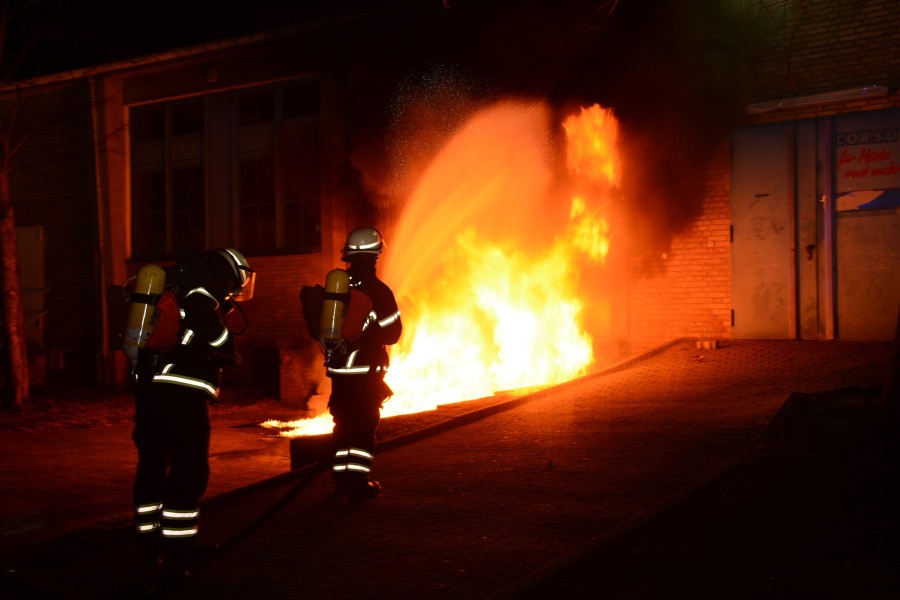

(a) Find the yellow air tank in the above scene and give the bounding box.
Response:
[320,268,350,351]
[122,264,167,366]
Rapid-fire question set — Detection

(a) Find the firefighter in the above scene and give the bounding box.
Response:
[327,227,402,501]
[131,248,255,576]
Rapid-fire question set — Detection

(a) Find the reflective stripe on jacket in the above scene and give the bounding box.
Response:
[326,270,401,377]
[152,284,232,399]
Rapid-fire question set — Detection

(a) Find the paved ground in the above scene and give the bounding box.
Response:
[0,339,897,599]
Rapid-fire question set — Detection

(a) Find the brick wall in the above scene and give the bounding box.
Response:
[739,0,899,103]
[209,253,329,401]
[626,144,732,355]
[234,254,325,350]
[733,0,900,125]
[624,0,900,355]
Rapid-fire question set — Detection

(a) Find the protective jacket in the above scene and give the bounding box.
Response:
[325,265,402,377]
[146,270,236,400]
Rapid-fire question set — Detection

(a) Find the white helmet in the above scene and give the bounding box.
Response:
[217,248,255,301]
[341,227,384,261]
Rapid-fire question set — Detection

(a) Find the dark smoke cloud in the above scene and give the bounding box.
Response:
[455,0,746,266]
[458,0,742,256]
[347,1,746,268]
[595,2,745,268]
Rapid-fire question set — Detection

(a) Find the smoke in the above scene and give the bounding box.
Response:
[594,1,745,268]
[463,1,746,267]
[346,0,746,269]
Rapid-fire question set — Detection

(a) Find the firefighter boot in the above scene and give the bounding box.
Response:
[136,531,165,568]
[159,537,198,582]
[349,480,383,501]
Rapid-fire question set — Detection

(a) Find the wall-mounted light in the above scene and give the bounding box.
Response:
[745,85,888,115]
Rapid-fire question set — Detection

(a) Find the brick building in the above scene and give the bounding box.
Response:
[625,0,900,350]
[2,0,898,399]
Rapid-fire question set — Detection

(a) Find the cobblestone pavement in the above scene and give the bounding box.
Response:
[0,339,895,599]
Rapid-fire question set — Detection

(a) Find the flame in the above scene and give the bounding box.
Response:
[563,104,621,185]
[264,100,622,438]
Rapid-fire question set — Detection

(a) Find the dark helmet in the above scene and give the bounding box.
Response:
[213,248,255,301]
[341,227,384,262]
[175,248,254,302]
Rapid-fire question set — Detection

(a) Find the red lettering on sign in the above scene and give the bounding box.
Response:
[859,147,891,164]
[838,148,857,166]
[843,167,870,179]
[871,162,900,177]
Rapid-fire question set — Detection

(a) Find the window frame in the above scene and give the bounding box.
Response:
[128,78,321,262]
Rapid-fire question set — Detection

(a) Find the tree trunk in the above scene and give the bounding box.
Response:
[0,163,30,409]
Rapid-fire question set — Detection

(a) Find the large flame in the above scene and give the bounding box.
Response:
[264,101,621,437]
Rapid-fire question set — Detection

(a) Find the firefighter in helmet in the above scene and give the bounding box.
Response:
[327,227,402,500]
[131,248,255,576]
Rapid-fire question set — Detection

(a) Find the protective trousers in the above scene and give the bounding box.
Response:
[328,374,385,493]
[132,382,211,561]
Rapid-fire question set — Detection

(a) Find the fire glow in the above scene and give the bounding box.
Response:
[263,100,622,437]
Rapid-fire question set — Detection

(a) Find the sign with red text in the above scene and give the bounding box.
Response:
[835,111,900,211]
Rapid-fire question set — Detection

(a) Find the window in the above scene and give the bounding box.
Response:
[283,80,319,119]
[239,158,276,254]
[171,102,204,136]
[131,171,166,259]
[235,80,321,255]
[171,167,205,256]
[130,99,205,261]
[129,79,321,261]
[239,89,275,126]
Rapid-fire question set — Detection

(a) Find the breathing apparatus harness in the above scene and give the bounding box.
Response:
[120,252,253,380]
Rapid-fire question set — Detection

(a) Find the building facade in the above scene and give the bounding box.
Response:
[627,0,899,351]
[4,0,899,397]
